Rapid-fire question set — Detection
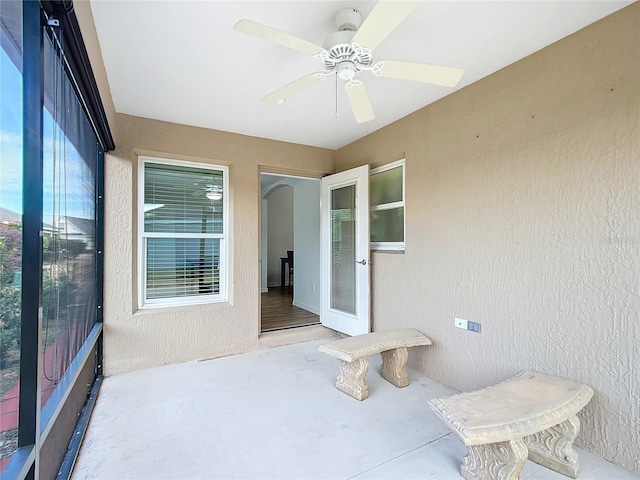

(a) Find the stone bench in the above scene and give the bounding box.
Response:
[318,328,432,400]
[428,371,594,480]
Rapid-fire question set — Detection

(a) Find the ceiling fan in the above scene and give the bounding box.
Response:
[233,1,464,124]
[192,184,223,201]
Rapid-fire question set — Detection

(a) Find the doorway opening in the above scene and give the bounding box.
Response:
[260,173,321,332]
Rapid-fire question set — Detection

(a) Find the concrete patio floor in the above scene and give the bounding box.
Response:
[71,337,638,480]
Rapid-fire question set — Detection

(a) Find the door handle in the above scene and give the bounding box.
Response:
[356,259,368,265]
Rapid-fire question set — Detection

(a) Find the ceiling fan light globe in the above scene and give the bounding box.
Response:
[337,62,356,81]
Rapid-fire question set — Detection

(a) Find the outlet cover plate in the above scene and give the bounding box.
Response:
[455,318,468,329]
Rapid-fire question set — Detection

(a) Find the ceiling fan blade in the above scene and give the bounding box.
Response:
[234,19,324,56]
[345,80,375,124]
[351,1,420,51]
[379,60,464,87]
[261,73,327,104]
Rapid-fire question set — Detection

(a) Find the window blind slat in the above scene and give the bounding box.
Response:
[144,162,224,234]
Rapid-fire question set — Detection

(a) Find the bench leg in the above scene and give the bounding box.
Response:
[461,438,528,480]
[380,347,409,387]
[525,415,581,478]
[336,358,369,401]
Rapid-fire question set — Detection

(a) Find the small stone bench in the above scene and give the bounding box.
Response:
[318,328,432,400]
[428,371,594,480]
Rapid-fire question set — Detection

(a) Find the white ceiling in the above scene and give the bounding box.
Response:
[89,1,631,150]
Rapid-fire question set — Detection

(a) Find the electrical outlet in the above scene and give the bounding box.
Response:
[455,318,468,329]
[455,318,482,333]
[468,321,482,333]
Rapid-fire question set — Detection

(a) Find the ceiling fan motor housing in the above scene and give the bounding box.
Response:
[322,30,355,55]
[321,9,372,73]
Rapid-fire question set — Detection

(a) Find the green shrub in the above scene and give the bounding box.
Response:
[0,286,21,368]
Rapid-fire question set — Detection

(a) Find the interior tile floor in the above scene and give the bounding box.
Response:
[71,338,638,480]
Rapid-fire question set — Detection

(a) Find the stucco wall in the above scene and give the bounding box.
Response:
[103,115,334,375]
[76,4,333,372]
[337,5,639,474]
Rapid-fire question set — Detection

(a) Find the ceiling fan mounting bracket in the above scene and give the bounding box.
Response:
[334,8,362,31]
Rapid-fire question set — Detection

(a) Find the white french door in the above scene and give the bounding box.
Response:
[320,165,370,336]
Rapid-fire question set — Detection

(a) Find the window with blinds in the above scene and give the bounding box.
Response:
[139,157,228,307]
[370,159,405,251]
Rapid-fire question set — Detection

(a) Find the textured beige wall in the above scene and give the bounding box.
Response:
[103,115,334,375]
[75,0,337,376]
[337,5,639,474]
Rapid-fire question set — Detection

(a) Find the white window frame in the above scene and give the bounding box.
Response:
[137,156,229,308]
[370,158,405,251]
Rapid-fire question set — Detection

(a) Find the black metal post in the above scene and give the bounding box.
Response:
[17,1,44,478]
[18,0,43,447]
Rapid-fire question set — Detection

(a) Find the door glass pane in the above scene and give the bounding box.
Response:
[0,0,23,467]
[330,184,356,314]
[371,207,404,243]
[370,165,402,205]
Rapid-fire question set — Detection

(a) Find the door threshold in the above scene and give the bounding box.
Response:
[261,321,320,334]
[259,324,336,350]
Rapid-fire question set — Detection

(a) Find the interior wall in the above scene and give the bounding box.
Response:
[336,5,639,474]
[291,177,321,314]
[261,176,321,313]
[267,186,294,287]
[260,199,268,292]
